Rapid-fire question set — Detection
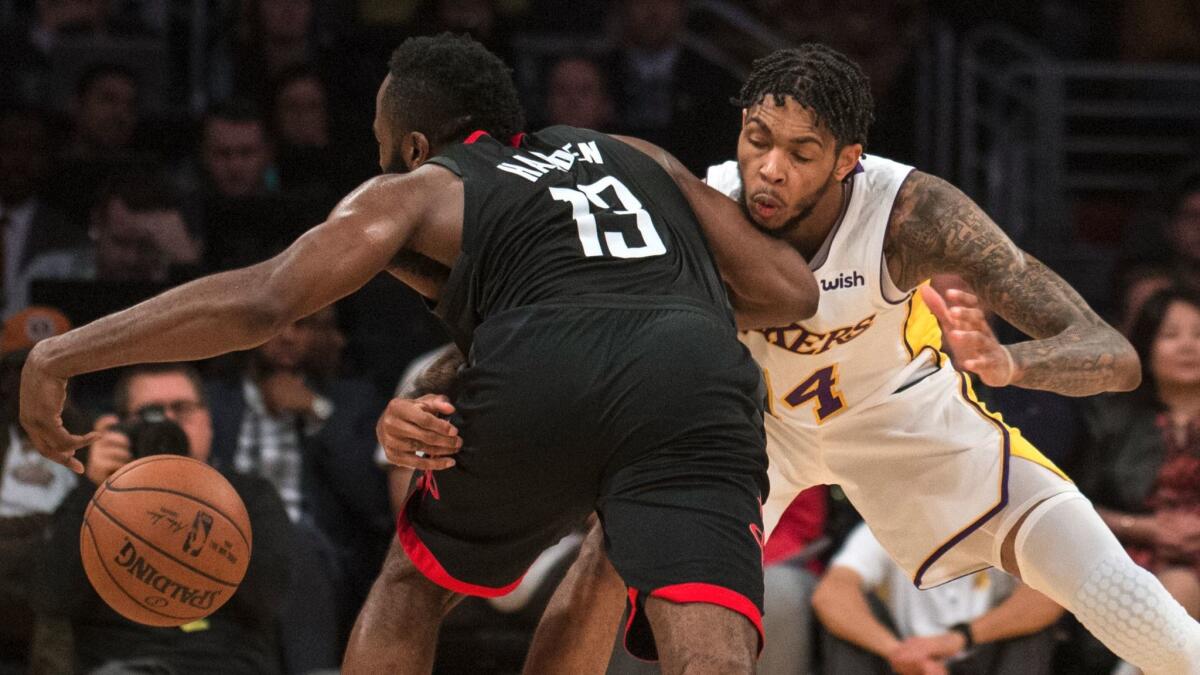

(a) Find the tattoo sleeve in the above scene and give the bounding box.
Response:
[884,171,1140,396]
[401,344,466,399]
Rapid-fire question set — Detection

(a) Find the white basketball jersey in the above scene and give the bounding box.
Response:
[706,156,942,428]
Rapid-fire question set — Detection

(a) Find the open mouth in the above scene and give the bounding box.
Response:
[751,193,781,220]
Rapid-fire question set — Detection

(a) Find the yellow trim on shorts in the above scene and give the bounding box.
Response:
[903,282,946,367]
[959,373,1071,482]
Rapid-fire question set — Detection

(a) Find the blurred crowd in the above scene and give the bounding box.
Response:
[0,0,1198,674]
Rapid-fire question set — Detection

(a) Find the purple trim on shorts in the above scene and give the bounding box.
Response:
[912,374,1011,588]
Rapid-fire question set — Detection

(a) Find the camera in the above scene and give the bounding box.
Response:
[114,405,190,459]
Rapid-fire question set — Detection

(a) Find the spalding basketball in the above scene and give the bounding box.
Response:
[80,455,253,627]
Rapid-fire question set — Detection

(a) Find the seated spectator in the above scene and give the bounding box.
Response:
[760,486,829,675]
[199,100,276,201]
[0,109,86,318]
[1073,287,1200,621]
[812,522,1064,675]
[66,63,139,162]
[0,311,79,672]
[186,100,327,273]
[541,55,617,131]
[205,310,365,673]
[267,65,355,201]
[18,170,200,307]
[32,363,292,675]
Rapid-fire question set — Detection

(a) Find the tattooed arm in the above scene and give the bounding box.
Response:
[884,171,1140,396]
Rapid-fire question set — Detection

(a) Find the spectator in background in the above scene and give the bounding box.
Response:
[66,63,140,161]
[542,55,616,131]
[1163,174,1200,291]
[201,101,275,200]
[0,109,86,318]
[812,521,1064,675]
[36,363,292,675]
[604,0,742,172]
[267,65,355,201]
[18,170,201,305]
[205,309,370,673]
[190,101,295,272]
[0,310,78,672]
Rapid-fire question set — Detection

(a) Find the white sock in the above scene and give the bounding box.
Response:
[1013,493,1200,675]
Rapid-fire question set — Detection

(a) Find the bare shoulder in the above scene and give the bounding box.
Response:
[331,165,463,233]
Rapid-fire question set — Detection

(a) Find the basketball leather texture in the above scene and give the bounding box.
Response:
[80,455,253,627]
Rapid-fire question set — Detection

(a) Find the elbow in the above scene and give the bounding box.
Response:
[809,578,836,619]
[1112,340,1142,392]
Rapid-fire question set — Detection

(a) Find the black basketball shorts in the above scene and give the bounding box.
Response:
[397,297,769,659]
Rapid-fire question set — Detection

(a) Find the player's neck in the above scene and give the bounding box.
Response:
[782,182,850,260]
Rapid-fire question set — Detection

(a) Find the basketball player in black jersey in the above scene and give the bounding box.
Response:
[19,34,818,673]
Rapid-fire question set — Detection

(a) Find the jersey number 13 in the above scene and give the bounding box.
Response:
[550,176,667,259]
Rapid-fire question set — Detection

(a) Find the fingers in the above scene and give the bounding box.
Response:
[415,394,456,417]
[385,397,459,437]
[919,285,951,326]
[944,288,981,308]
[94,414,120,432]
[380,440,456,470]
[379,419,461,453]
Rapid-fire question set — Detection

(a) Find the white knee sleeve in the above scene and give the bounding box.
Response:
[1013,493,1200,675]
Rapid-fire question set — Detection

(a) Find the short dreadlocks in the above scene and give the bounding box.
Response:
[385,33,525,147]
[733,44,875,149]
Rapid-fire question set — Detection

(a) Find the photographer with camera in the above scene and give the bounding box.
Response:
[33,364,294,675]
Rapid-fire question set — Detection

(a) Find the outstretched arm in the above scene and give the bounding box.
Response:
[22,168,455,470]
[886,171,1140,396]
[612,135,819,329]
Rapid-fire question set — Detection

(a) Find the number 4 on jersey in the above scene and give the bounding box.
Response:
[784,365,847,423]
[550,176,667,259]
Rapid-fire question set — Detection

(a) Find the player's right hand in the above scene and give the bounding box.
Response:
[377,394,462,471]
[85,414,133,486]
[18,344,100,474]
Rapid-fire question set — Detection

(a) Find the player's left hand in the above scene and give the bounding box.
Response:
[18,342,100,474]
[920,285,1016,387]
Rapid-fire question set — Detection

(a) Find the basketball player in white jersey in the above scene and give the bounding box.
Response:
[379,45,1200,673]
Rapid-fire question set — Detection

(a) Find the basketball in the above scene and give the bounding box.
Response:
[80,455,253,627]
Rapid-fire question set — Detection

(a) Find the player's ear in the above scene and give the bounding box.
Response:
[834,143,863,182]
[403,131,431,170]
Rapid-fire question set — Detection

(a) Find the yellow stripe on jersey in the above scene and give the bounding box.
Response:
[959,373,1070,481]
[903,283,945,366]
[761,367,777,417]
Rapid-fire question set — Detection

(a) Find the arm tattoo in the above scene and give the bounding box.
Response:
[884,171,1140,396]
[401,344,466,398]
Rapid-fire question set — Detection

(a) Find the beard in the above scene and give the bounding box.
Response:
[738,172,837,240]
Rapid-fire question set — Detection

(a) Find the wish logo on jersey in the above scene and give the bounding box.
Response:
[757,314,876,356]
[820,270,865,292]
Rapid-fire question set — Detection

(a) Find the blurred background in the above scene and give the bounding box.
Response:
[0,1,1198,674]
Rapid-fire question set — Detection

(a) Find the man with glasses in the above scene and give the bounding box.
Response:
[36,362,295,675]
[84,364,213,484]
